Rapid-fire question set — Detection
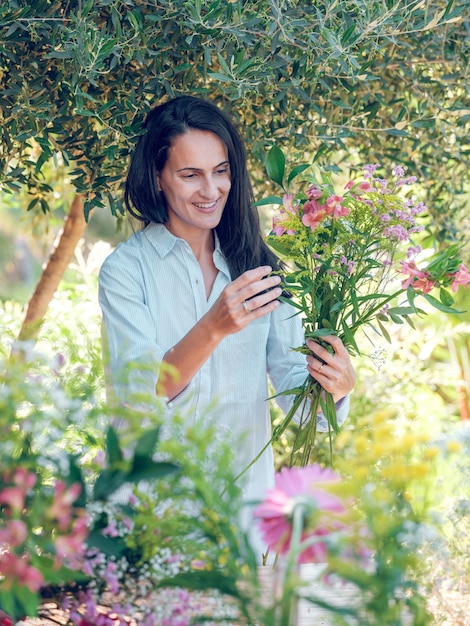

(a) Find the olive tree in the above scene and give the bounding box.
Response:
[0,0,468,337]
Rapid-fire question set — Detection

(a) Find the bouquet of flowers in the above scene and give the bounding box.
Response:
[258,145,470,466]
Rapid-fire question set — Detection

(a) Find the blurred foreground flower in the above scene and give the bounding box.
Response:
[254,464,355,564]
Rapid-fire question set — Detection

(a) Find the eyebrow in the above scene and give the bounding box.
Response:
[176,160,230,173]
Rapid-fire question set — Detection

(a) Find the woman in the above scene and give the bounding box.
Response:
[98,95,355,559]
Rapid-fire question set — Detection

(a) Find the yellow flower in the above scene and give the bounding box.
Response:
[446,440,463,454]
[423,446,440,460]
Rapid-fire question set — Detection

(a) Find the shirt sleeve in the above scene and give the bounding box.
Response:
[98,250,163,406]
[266,302,350,431]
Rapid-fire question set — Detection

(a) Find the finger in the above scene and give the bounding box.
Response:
[317,334,347,355]
[243,285,282,313]
[242,296,280,320]
[243,276,282,303]
[231,266,274,290]
[307,354,333,377]
[306,338,335,365]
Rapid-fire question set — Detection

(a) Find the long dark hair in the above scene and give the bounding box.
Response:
[124,96,281,279]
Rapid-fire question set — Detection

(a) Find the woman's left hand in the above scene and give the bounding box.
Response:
[305,335,356,402]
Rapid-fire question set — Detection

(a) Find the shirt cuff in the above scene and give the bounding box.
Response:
[316,394,350,432]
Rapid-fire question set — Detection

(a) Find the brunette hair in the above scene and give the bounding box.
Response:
[124,95,281,279]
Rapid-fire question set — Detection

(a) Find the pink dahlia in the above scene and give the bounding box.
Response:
[254,464,347,563]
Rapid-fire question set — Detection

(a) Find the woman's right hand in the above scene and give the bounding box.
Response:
[159,266,281,400]
[205,265,282,339]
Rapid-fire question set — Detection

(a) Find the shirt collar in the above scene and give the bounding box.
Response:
[142,223,182,258]
[142,223,230,277]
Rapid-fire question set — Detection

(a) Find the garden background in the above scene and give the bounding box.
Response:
[1,1,470,624]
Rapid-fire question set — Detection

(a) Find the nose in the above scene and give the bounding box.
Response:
[200,174,218,198]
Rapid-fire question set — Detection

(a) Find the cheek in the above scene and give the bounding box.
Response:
[222,177,232,193]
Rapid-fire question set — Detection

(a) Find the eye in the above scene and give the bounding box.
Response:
[216,167,229,175]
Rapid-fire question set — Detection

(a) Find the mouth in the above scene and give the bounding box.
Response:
[193,200,219,211]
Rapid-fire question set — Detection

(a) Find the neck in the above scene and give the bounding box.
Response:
[165,223,215,261]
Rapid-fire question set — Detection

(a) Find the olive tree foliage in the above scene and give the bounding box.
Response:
[0,0,468,227]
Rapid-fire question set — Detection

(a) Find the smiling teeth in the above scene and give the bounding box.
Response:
[195,202,216,208]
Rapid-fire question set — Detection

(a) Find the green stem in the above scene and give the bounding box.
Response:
[279,504,304,625]
[232,384,309,486]
[338,287,408,343]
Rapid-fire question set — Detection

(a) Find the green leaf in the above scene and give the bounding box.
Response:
[341,24,356,46]
[106,426,124,465]
[266,236,296,258]
[387,306,416,316]
[377,319,392,344]
[386,128,409,137]
[86,528,128,557]
[265,144,285,187]
[406,286,417,312]
[439,288,455,307]
[308,327,337,338]
[411,118,436,129]
[12,585,39,622]
[287,163,310,184]
[34,556,89,586]
[207,71,233,83]
[158,570,241,598]
[133,427,161,458]
[253,195,283,207]
[319,391,339,433]
[67,455,87,508]
[93,468,128,500]
[129,459,180,483]
[340,321,359,354]
[423,293,464,314]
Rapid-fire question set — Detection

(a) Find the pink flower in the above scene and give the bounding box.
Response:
[0,468,37,512]
[54,516,88,562]
[0,487,25,512]
[413,276,435,294]
[272,207,297,236]
[399,260,435,294]
[325,195,350,218]
[12,468,37,491]
[358,181,372,192]
[344,180,354,191]
[302,211,325,230]
[254,464,347,563]
[301,199,326,230]
[307,184,323,200]
[0,520,28,547]
[450,264,470,292]
[47,481,82,530]
[282,193,297,214]
[0,551,44,592]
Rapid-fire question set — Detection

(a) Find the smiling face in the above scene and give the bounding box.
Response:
[157,129,232,243]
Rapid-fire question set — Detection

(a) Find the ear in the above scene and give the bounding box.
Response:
[156,174,162,192]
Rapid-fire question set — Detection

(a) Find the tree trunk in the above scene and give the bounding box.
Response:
[18,194,87,342]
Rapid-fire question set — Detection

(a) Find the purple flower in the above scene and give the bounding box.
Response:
[363,163,381,178]
[383,224,409,241]
[407,245,422,259]
[392,165,405,177]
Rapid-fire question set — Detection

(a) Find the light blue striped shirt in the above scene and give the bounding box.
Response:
[98,223,349,518]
